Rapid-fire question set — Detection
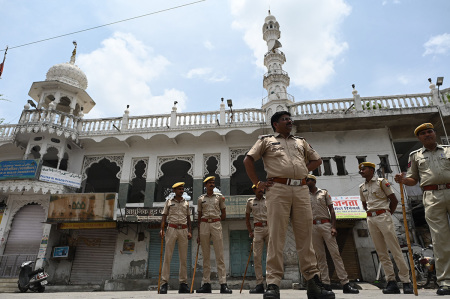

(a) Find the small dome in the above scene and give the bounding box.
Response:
[46,62,88,90]
[265,15,276,23]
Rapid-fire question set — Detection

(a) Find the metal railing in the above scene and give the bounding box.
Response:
[0,254,37,278]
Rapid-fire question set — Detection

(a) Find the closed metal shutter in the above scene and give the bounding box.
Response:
[148,229,192,278]
[1,204,45,277]
[326,227,362,281]
[3,204,46,254]
[69,229,117,284]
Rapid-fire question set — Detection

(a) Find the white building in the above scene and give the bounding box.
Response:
[0,12,449,291]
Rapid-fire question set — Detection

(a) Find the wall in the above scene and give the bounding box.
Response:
[111,223,149,279]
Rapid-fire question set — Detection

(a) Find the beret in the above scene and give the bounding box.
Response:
[359,162,376,170]
[203,176,215,183]
[172,182,185,188]
[306,174,317,181]
[414,123,434,136]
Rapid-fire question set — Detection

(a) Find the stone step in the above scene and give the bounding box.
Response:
[0,287,18,293]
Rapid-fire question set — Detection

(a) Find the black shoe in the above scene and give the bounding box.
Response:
[382,281,400,294]
[179,283,190,294]
[159,283,168,294]
[343,283,359,294]
[402,283,413,294]
[437,286,450,295]
[306,275,335,299]
[249,283,265,294]
[323,284,332,291]
[220,284,232,294]
[196,283,212,293]
[263,284,280,299]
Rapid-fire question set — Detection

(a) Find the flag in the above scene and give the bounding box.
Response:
[0,47,8,79]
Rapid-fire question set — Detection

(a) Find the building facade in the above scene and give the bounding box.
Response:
[0,12,449,290]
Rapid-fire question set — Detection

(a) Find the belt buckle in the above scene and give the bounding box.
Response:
[438,184,446,190]
[289,179,302,186]
[208,218,212,223]
[371,212,377,217]
[177,224,182,229]
[315,220,321,224]
[263,222,267,226]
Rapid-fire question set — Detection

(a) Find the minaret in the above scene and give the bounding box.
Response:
[262,11,294,119]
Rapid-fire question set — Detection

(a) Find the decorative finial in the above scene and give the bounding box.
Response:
[70,41,77,64]
[268,9,271,15]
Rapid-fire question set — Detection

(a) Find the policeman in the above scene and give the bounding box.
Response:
[196,176,232,294]
[243,111,334,299]
[359,162,413,294]
[394,123,450,296]
[245,184,269,294]
[159,182,192,294]
[306,174,359,294]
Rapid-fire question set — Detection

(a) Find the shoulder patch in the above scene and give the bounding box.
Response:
[409,149,421,156]
[258,134,274,140]
[407,161,412,168]
[247,198,253,202]
[359,183,364,188]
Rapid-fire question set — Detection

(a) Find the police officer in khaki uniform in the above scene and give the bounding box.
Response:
[245,184,269,294]
[395,123,450,296]
[159,182,192,294]
[306,174,359,294]
[359,162,413,294]
[196,176,232,294]
[244,111,334,299]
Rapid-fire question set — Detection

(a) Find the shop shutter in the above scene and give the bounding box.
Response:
[326,227,362,281]
[1,204,45,277]
[147,229,192,278]
[69,229,117,284]
[3,204,46,255]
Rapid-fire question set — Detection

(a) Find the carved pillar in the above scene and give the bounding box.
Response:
[170,104,177,127]
[353,86,362,111]
[220,99,226,125]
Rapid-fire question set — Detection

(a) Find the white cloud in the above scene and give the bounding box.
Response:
[203,41,214,50]
[423,33,450,56]
[230,0,351,90]
[77,32,187,118]
[185,67,228,82]
[186,67,212,78]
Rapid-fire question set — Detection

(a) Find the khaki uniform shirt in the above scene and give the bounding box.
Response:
[162,198,190,225]
[310,188,332,220]
[406,145,450,186]
[245,196,267,223]
[198,193,226,218]
[359,177,394,212]
[247,133,320,179]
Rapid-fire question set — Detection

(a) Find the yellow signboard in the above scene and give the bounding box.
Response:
[48,193,117,222]
[332,196,367,219]
[58,222,117,230]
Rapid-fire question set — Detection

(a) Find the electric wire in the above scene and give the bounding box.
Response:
[0,0,206,52]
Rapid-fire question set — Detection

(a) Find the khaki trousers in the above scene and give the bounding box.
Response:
[312,222,349,285]
[367,213,410,283]
[161,227,189,284]
[266,184,320,286]
[253,226,269,284]
[200,221,227,284]
[423,189,450,286]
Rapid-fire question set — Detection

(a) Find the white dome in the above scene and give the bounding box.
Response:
[265,15,276,23]
[46,62,88,90]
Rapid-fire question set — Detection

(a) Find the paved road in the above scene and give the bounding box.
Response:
[6,289,439,298]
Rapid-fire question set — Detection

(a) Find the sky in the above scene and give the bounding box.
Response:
[0,0,449,123]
